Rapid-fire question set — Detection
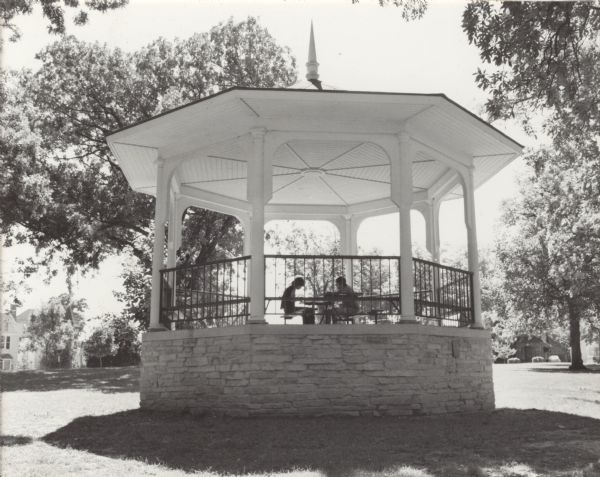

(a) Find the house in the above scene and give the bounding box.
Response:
[0,306,43,370]
[15,308,42,369]
[0,305,24,371]
[513,333,570,362]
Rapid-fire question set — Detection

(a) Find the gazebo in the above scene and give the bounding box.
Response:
[106,28,523,416]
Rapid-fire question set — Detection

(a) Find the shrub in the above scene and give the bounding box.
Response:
[83,328,117,367]
[507,357,521,364]
[532,356,545,363]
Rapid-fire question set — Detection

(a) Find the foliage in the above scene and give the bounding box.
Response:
[105,312,141,364]
[463,1,600,137]
[464,1,600,370]
[112,209,244,329]
[113,257,152,328]
[83,326,116,368]
[179,207,244,265]
[1,0,128,41]
[83,313,141,366]
[352,0,427,21]
[494,146,600,370]
[266,222,340,296]
[1,17,296,280]
[24,294,86,368]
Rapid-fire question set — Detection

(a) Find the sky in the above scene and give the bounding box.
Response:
[2,0,535,317]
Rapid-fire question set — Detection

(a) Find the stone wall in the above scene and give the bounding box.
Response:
[140,325,494,416]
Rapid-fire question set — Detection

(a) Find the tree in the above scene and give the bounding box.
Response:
[462,1,600,137]
[463,2,600,370]
[83,327,116,368]
[1,0,128,41]
[108,313,141,364]
[351,0,427,21]
[24,294,86,368]
[113,208,244,329]
[494,146,600,370]
[1,17,296,281]
[266,222,341,296]
[83,312,141,366]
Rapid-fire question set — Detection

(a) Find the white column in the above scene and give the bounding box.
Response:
[424,198,441,262]
[166,194,181,268]
[174,202,183,253]
[149,158,170,330]
[247,128,268,324]
[391,132,416,322]
[338,215,358,286]
[463,167,483,328]
[241,214,252,256]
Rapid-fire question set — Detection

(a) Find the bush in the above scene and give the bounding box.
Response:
[548,355,561,362]
[532,356,545,363]
[507,357,521,364]
[84,314,142,368]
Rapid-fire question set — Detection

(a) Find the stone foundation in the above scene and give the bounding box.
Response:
[140,324,494,416]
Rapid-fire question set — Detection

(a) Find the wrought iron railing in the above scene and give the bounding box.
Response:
[159,254,474,329]
[265,254,401,323]
[265,254,473,327]
[412,258,474,327]
[159,256,250,330]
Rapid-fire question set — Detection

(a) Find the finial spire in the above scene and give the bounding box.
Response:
[306,21,320,87]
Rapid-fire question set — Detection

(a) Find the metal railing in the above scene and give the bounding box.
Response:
[159,254,474,329]
[265,254,402,322]
[413,258,474,327]
[265,254,473,327]
[159,256,250,330]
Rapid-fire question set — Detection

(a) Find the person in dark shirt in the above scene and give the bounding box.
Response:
[325,276,359,323]
[280,277,315,324]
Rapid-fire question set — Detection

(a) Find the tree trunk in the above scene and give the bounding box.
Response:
[568,300,586,370]
[99,356,103,368]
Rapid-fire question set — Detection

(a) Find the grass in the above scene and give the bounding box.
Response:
[1,363,599,477]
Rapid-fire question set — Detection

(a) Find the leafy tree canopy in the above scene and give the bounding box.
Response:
[24,293,87,368]
[1,17,296,278]
[83,326,116,367]
[115,209,244,328]
[494,145,600,369]
[351,0,427,21]
[1,0,128,41]
[463,1,600,140]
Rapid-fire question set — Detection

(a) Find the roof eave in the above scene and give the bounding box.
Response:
[105,86,523,153]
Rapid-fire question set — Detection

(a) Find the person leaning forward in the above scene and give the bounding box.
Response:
[280,277,315,324]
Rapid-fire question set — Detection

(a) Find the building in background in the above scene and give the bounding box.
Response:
[512,333,570,363]
[0,305,24,370]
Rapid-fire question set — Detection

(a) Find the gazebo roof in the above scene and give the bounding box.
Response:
[107,86,522,213]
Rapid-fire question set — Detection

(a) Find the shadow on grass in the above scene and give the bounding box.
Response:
[0,435,33,446]
[1,366,139,393]
[43,408,600,477]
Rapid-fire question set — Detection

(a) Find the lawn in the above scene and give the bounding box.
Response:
[1,363,599,477]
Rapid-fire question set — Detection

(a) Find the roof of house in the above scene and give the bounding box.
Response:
[16,309,35,325]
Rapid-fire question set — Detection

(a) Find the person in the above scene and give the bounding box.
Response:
[280,277,315,325]
[328,276,359,324]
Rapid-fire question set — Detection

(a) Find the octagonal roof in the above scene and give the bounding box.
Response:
[106,86,523,213]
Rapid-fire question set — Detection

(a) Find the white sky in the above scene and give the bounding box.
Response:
[2,0,535,317]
